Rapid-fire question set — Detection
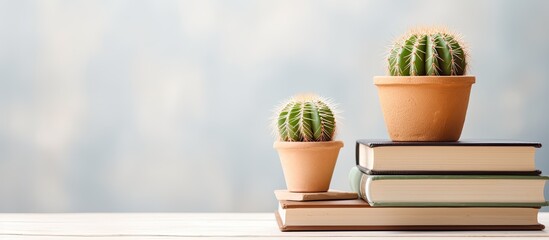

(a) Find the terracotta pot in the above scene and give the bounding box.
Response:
[274,141,344,192]
[374,76,475,142]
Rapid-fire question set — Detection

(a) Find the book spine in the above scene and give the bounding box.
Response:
[355,141,360,166]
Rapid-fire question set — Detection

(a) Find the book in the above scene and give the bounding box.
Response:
[275,199,544,231]
[274,189,357,201]
[356,139,542,174]
[349,167,549,207]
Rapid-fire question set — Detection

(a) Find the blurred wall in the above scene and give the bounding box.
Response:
[1,0,548,212]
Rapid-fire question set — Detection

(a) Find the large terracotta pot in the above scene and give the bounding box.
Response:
[274,141,344,192]
[374,76,475,142]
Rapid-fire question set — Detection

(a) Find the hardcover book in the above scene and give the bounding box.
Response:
[275,199,545,231]
[356,139,542,174]
[349,167,549,207]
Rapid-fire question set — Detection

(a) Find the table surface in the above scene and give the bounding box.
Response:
[1,213,548,239]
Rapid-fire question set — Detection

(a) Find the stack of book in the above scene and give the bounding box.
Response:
[275,139,548,231]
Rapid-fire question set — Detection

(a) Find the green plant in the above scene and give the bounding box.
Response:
[274,94,337,142]
[388,27,468,76]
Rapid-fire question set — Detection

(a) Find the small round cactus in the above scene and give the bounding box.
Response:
[388,27,468,76]
[274,94,337,142]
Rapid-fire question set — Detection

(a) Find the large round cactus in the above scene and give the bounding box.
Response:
[388,27,468,76]
[275,94,337,142]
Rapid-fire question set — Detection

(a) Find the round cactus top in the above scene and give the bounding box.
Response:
[273,94,338,142]
[388,27,468,76]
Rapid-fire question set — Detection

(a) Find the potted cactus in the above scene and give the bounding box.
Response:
[375,27,475,141]
[273,94,344,192]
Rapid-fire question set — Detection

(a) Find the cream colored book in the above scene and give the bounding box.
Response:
[356,139,541,173]
[349,169,549,207]
[276,199,544,231]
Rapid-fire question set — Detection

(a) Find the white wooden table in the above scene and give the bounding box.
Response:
[1,213,548,239]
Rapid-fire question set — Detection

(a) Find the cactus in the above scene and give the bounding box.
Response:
[274,94,337,142]
[388,27,468,76]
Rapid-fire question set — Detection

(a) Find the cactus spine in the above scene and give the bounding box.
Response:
[388,27,467,76]
[275,94,337,142]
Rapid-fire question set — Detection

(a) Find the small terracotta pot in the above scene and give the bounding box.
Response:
[374,76,475,142]
[274,141,344,192]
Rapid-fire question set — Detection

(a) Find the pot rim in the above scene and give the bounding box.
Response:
[273,140,344,150]
[374,76,475,85]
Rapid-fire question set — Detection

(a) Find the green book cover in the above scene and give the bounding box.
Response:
[368,175,549,180]
[348,166,549,207]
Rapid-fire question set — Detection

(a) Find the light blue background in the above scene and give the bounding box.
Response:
[1,0,548,212]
